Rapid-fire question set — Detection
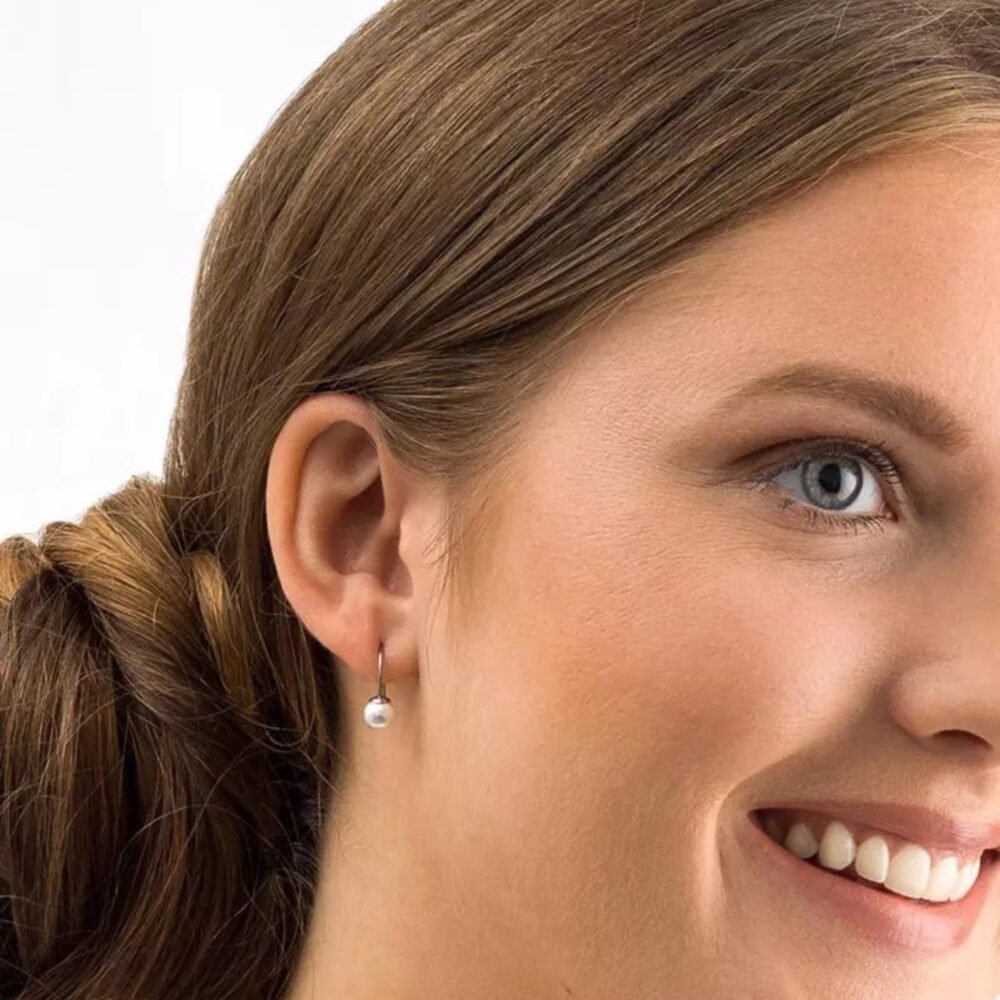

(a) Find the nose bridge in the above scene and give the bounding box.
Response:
[944,525,1000,628]
[932,500,1000,630]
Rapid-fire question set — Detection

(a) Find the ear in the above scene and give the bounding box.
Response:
[265,391,429,691]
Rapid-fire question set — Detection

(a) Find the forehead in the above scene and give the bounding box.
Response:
[709,136,1000,296]
[573,136,1000,426]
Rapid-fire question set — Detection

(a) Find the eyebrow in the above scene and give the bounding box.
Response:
[711,362,974,453]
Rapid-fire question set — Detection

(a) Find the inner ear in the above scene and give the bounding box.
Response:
[298,419,389,579]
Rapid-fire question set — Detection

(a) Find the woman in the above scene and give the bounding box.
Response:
[2,1,1000,997]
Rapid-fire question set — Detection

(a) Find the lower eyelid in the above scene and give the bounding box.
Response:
[774,490,893,531]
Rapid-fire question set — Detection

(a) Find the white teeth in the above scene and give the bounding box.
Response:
[884,843,932,899]
[785,822,819,859]
[949,857,981,902]
[925,855,959,902]
[854,835,890,883]
[818,821,856,871]
[768,813,987,903]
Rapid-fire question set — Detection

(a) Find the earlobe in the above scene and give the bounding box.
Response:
[264,391,418,690]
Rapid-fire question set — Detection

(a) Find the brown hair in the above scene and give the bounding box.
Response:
[2,1,999,997]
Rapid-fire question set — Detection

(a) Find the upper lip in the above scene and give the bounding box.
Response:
[755,799,1000,856]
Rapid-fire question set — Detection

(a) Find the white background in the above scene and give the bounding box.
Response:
[0,1,383,541]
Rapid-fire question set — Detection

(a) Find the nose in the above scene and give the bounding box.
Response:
[885,532,1000,766]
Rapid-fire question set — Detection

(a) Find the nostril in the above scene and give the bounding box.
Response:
[934,729,992,753]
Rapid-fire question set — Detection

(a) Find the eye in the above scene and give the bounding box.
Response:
[748,438,905,535]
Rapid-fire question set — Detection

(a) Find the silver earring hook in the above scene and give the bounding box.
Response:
[363,640,394,729]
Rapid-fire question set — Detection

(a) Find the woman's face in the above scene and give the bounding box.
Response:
[271,137,1000,1000]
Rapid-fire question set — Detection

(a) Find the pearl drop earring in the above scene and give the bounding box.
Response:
[363,641,394,728]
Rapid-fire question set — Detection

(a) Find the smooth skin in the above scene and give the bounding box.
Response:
[267,136,1000,1000]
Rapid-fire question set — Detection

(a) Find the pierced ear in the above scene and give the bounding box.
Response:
[264,391,421,688]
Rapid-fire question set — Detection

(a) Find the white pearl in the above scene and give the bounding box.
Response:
[363,696,394,728]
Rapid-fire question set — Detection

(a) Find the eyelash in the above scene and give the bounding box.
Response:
[747,437,906,535]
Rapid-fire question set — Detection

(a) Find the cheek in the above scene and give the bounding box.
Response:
[480,480,881,801]
[419,462,893,972]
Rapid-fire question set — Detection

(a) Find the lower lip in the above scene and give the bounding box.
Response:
[744,811,998,954]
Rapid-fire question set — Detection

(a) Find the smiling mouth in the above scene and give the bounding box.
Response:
[743,806,1000,956]
[749,808,997,905]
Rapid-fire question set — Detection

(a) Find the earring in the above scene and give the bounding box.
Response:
[363,641,394,729]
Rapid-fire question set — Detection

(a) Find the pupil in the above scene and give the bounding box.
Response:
[818,463,843,494]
